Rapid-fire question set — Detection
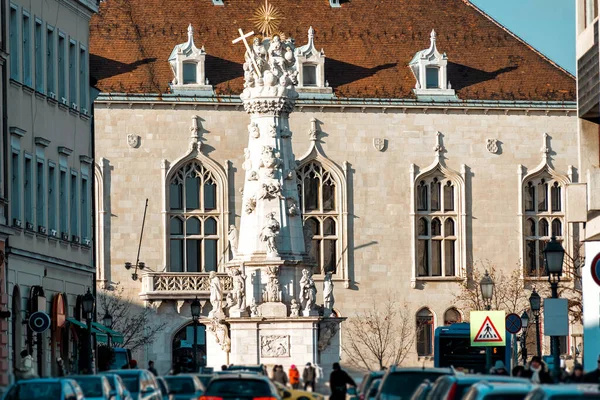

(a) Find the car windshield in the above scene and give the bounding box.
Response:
[197,375,213,388]
[381,372,447,398]
[483,395,527,400]
[206,379,271,397]
[550,396,600,400]
[103,376,116,390]
[157,379,168,395]
[165,378,197,394]
[74,377,104,397]
[8,382,62,400]
[120,376,140,393]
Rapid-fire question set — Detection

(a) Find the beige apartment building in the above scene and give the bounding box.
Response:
[90,0,582,372]
[3,0,98,386]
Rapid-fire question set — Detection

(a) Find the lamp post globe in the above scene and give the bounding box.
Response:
[82,289,95,316]
[521,311,529,329]
[480,270,494,309]
[529,289,541,315]
[191,298,201,319]
[103,312,113,329]
[543,236,565,277]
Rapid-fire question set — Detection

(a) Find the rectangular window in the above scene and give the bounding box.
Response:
[70,172,78,236]
[186,239,200,272]
[170,239,183,272]
[426,67,439,89]
[9,5,19,81]
[48,163,56,231]
[302,65,317,86]
[58,34,66,101]
[79,46,87,110]
[34,19,43,92]
[205,239,217,272]
[417,320,433,356]
[22,12,31,87]
[11,150,20,221]
[69,40,77,105]
[36,159,45,228]
[81,176,89,239]
[183,62,197,84]
[46,26,55,94]
[24,156,33,224]
[59,168,67,234]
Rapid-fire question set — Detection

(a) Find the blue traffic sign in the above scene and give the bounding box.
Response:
[505,313,522,334]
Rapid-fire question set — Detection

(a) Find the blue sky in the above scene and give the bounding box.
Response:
[470,0,576,75]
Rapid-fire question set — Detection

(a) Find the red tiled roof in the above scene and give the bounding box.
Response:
[89,0,575,101]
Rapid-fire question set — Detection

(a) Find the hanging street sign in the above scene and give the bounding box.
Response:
[505,313,522,334]
[591,253,600,286]
[470,310,506,346]
[29,311,51,333]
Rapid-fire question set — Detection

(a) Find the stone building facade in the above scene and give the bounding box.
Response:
[90,0,580,373]
[3,0,98,386]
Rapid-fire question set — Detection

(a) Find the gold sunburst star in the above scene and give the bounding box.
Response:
[251,0,284,39]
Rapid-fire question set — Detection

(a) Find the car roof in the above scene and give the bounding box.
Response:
[472,382,533,393]
[450,375,530,383]
[210,373,270,381]
[17,378,65,383]
[533,384,600,394]
[388,367,452,373]
[70,375,106,379]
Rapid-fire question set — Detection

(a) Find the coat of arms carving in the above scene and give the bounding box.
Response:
[486,138,498,154]
[373,138,386,152]
[127,134,141,149]
[260,335,290,357]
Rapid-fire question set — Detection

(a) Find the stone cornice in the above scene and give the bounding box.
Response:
[95,94,576,116]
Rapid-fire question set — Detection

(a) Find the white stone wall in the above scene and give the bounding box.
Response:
[95,102,579,367]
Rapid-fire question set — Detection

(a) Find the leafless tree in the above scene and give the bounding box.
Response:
[97,283,167,352]
[342,298,416,371]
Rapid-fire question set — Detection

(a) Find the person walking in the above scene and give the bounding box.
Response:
[289,365,300,389]
[329,362,356,400]
[584,354,600,383]
[148,360,158,376]
[522,356,553,384]
[490,360,509,376]
[56,357,67,377]
[303,362,316,392]
[567,364,584,383]
[14,350,38,381]
[272,365,288,386]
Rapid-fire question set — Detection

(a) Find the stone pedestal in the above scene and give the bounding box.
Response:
[259,302,288,318]
[229,308,249,318]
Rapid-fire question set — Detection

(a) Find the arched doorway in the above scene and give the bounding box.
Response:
[172,322,207,372]
[51,293,68,375]
[11,285,22,372]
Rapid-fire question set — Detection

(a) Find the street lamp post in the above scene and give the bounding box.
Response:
[543,236,565,382]
[82,289,95,375]
[520,311,529,365]
[480,270,494,373]
[103,312,113,348]
[529,288,542,358]
[190,298,201,373]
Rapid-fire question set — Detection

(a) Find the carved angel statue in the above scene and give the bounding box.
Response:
[259,146,281,178]
[230,268,246,311]
[259,212,280,255]
[300,268,317,312]
[290,299,301,317]
[209,271,223,317]
[263,276,282,303]
[228,225,238,258]
[287,198,299,216]
[323,271,335,316]
[242,148,252,171]
[248,122,260,138]
[250,299,260,317]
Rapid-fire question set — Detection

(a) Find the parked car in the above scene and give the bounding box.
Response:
[524,384,600,400]
[409,380,434,400]
[274,381,324,400]
[201,373,281,400]
[356,372,385,400]
[108,369,162,400]
[99,373,134,400]
[462,382,533,400]
[225,364,268,376]
[163,375,205,400]
[70,375,113,400]
[109,348,133,370]
[194,374,213,389]
[376,367,452,400]
[426,374,530,400]
[2,378,85,400]
[156,377,173,400]
[364,378,382,400]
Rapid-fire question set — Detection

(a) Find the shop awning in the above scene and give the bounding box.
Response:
[92,322,124,344]
[66,318,108,343]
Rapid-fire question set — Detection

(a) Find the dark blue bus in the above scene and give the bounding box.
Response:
[434,322,513,373]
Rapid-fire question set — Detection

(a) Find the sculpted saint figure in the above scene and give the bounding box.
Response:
[231,268,246,311]
[323,271,335,315]
[209,271,223,317]
[259,212,280,254]
[228,225,238,258]
[300,268,317,312]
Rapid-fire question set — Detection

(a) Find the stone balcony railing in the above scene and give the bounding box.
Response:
[140,272,232,302]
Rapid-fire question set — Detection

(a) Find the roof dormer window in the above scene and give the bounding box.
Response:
[295,27,333,97]
[409,30,457,100]
[168,24,212,94]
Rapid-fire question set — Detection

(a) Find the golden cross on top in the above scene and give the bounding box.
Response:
[232,28,261,76]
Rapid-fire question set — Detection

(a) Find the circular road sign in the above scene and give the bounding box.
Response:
[29,311,51,333]
[591,253,600,287]
[505,313,522,334]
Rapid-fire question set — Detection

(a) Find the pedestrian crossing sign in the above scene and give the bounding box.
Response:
[470,311,506,347]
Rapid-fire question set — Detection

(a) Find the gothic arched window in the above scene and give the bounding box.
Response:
[297,161,340,276]
[444,308,462,325]
[522,175,565,277]
[168,161,219,272]
[416,308,434,356]
[415,176,458,278]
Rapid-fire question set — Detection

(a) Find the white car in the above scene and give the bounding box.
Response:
[462,381,534,400]
[524,384,600,400]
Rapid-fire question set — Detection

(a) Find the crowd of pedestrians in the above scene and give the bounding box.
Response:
[491,354,600,384]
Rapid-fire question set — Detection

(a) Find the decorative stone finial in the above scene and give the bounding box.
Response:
[308,26,315,40]
[188,23,194,41]
[541,132,550,159]
[430,29,436,43]
[308,118,318,141]
[434,131,444,159]
[189,115,202,151]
